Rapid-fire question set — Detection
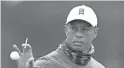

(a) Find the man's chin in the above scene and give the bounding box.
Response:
[72,45,83,51]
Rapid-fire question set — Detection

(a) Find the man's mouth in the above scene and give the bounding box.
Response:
[73,41,84,45]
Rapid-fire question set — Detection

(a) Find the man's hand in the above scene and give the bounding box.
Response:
[12,38,34,68]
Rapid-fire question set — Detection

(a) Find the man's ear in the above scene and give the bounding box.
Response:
[93,27,99,39]
[64,25,68,35]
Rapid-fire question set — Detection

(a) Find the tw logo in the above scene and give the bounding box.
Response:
[79,8,84,15]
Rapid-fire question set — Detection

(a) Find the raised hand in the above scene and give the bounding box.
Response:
[11,38,34,68]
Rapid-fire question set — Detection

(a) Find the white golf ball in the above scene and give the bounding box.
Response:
[10,51,20,60]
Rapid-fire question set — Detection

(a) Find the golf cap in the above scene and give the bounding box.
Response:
[65,5,97,27]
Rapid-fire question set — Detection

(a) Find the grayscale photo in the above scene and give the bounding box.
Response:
[1,1,124,68]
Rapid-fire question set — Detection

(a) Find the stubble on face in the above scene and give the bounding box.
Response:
[65,20,95,53]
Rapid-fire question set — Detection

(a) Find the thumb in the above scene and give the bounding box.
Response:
[26,57,34,68]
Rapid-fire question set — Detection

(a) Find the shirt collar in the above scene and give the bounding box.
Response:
[56,44,95,66]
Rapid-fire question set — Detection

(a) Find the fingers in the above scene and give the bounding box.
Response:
[13,44,21,55]
[26,57,34,68]
[22,43,32,53]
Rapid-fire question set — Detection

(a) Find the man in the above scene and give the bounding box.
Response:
[12,5,105,68]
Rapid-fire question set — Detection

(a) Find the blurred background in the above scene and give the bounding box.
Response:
[1,1,124,68]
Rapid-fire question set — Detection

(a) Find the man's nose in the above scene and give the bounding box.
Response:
[75,32,84,38]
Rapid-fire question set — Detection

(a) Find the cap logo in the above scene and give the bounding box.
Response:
[79,8,84,15]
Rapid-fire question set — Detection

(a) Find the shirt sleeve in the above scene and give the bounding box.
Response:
[33,57,54,68]
[90,57,105,68]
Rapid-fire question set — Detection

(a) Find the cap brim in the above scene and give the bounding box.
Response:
[65,19,93,27]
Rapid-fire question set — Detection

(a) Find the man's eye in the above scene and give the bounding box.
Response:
[83,28,90,31]
[72,27,77,30]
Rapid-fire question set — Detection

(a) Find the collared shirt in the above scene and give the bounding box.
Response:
[34,44,105,68]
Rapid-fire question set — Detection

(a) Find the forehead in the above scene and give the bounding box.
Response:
[67,20,92,28]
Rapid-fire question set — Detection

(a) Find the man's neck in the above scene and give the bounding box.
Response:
[61,42,94,66]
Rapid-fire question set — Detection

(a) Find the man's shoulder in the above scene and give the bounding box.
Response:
[90,57,105,68]
[34,51,58,68]
[34,56,52,68]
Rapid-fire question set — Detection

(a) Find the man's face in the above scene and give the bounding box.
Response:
[65,20,98,53]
